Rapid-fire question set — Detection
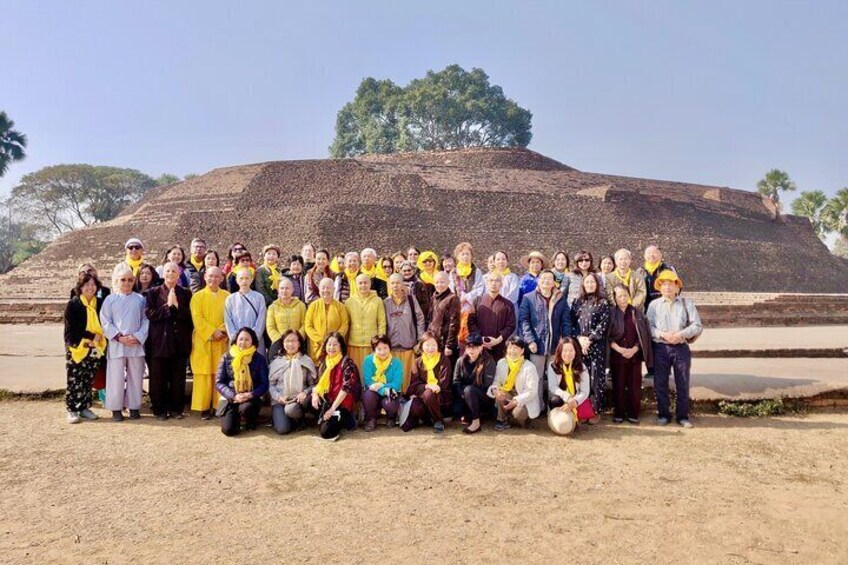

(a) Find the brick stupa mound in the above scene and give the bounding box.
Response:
[2,147,847,298]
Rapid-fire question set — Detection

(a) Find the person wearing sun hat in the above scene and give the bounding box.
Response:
[646,270,702,428]
[121,238,145,277]
[517,251,549,306]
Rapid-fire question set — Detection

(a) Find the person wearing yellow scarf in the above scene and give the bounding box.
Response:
[561,363,578,416]
[189,256,204,273]
[256,245,282,306]
[500,355,523,393]
[329,255,343,274]
[220,329,269,436]
[68,294,107,363]
[124,252,144,277]
[416,251,440,286]
[362,336,402,430]
[401,333,447,433]
[489,337,540,430]
[643,260,661,275]
[360,263,377,279]
[65,276,108,423]
[314,352,342,398]
[456,262,473,278]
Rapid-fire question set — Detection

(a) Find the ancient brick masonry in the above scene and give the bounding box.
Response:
[1,147,846,299]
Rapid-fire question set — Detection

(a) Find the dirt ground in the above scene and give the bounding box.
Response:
[1,401,846,565]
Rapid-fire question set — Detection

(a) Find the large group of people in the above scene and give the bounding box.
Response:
[63,237,702,440]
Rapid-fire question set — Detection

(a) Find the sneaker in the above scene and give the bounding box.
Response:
[627,418,640,425]
[494,420,509,432]
[656,417,670,426]
[433,421,445,433]
[67,411,81,424]
[612,417,624,424]
[170,413,184,420]
[678,419,693,429]
[112,410,124,422]
[79,408,99,420]
[129,409,141,420]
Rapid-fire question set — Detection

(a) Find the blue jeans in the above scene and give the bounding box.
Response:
[652,342,692,421]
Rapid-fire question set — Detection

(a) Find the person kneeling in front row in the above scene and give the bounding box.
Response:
[216,327,269,436]
[488,336,540,431]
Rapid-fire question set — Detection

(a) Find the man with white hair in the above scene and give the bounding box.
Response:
[100,263,149,421]
[358,248,389,298]
[145,261,194,420]
[635,245,675,311]
[605,248,647,309]
[345,273,387,371]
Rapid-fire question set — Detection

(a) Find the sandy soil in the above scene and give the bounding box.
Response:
[1,401,847,565]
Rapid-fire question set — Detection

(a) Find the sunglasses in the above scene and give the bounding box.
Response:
[126,245,142,250]
[118,277,134,282]
[578,258,591,263]
[423,259,435,263]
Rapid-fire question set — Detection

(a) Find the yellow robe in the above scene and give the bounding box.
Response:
[345,293,387,347]
[304,298,350,360]
[189,287,230,411]
[266,298,307,342]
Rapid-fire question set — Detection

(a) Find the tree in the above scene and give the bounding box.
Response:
[823,187,848,255]
[756,169,796,211]
[330,65,532,157]
[183,173,198,180]
[155,173,181,186]
[790,190,828,239]
[10,164,155,235]
[0,111,27,178]
[0,201,45,273]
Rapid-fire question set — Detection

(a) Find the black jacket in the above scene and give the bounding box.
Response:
[145,285,194,358]
[64,295,105,347]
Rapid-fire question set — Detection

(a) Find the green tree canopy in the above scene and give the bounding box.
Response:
[757,169,796,210]
[0,201,45,273]
[330,65,532,158]
[790,190,828,239]
[0,111,28,178]
[10,164,155,235]
[155,173,181,186]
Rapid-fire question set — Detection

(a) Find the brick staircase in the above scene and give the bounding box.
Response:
[691,293,848,327]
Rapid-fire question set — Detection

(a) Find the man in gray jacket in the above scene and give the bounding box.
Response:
[384,274,426,391]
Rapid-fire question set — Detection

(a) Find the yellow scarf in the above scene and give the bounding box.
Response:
[125,253,143,276]
[375,263,390,282]
[68,295,106,363]
[614,269,632,286]
[561,364,578,417]
[422,352,441,386]
[329,257,342,274]
[265,262,280,290]
[234,265,256,278]
[190,256,204,272]
[345,268,361,299]
[230,344,256,394]
[419,270,435,286]
[496,267,512,277]
[315,353,342,397]
[644,260,661,275]
[500,356,523,393]
[456,262,473,278]
[360,263,377,278]
[372,354,393,385]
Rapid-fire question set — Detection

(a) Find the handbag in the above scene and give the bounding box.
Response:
[576,399,595,420]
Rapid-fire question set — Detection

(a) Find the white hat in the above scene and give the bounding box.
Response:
[124,238,143,249]
[548,406,576,436]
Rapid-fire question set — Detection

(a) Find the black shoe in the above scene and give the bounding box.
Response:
[156,413,168,421]
[200,410,212,421]
[171,413,184,420]
[112,410,124,422]
[627,417,640,425]
[129,409,141,420]
[613,417,625,424]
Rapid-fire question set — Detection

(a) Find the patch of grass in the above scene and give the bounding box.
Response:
[0,388,65,401]
[718,398,801,417]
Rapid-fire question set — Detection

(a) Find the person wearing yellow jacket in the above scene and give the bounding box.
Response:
[266,277,307,344]
[189,267,230,419]
[345,274,387,373]
[304,278,349,360]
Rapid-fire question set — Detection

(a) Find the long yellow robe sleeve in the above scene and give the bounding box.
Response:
[189,287,230,411]
[345,293,388,347]
[266,298,307,342]
[304,299,349,359]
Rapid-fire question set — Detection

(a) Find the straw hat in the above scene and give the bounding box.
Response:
[653,269,683,291]
[548,406,576,436]
[519,251,550,270]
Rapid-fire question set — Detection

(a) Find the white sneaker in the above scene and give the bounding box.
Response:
[67,412,81,424]
[79,408,99,420]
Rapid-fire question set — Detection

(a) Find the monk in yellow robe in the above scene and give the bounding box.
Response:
[189,267,230,418]
[304,278,349,360]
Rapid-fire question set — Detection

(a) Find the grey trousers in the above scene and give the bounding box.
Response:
[105,356,146,411]
[529,353,549,414]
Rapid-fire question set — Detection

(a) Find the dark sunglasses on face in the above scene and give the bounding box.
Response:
[127,245,142,250]
[578,258,590,263]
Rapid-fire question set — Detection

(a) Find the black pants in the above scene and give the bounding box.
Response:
[458,384,491,421]
[318,407,354,439]
[148,356,187,416]
[221,398,262,436]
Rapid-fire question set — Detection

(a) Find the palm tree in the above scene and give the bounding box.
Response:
[823,188,848,256]
[790,190,828,239]
[757,169,796,212]
[0,111,27,178]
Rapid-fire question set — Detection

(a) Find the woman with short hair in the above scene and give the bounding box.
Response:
[64,272,108,424]
[310,332,362,441]
[487,336,540,430]
[301,243,317,272]
[268,329,316,434]
[361,334,403,431]
[227,251,256,293]
[609,284,653,424]
[156,245,191,288]
[255,244,283,306]
[492,250,520,307]
[189,250,221,293]
[551,251,570,293]
[216,327,269,436]
[284,254,307,302]
[453,332,496,434]
[392,252,407,273]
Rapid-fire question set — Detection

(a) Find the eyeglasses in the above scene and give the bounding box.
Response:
[118,278,134,282]
[126,245,142,250]
[578,258,591,263]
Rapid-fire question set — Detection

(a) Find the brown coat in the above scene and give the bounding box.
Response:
[407,355,453,406]
[427,289,461,356]
[468,293,516,361]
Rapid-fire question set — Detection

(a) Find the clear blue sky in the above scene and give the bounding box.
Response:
[3,0,846,209]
